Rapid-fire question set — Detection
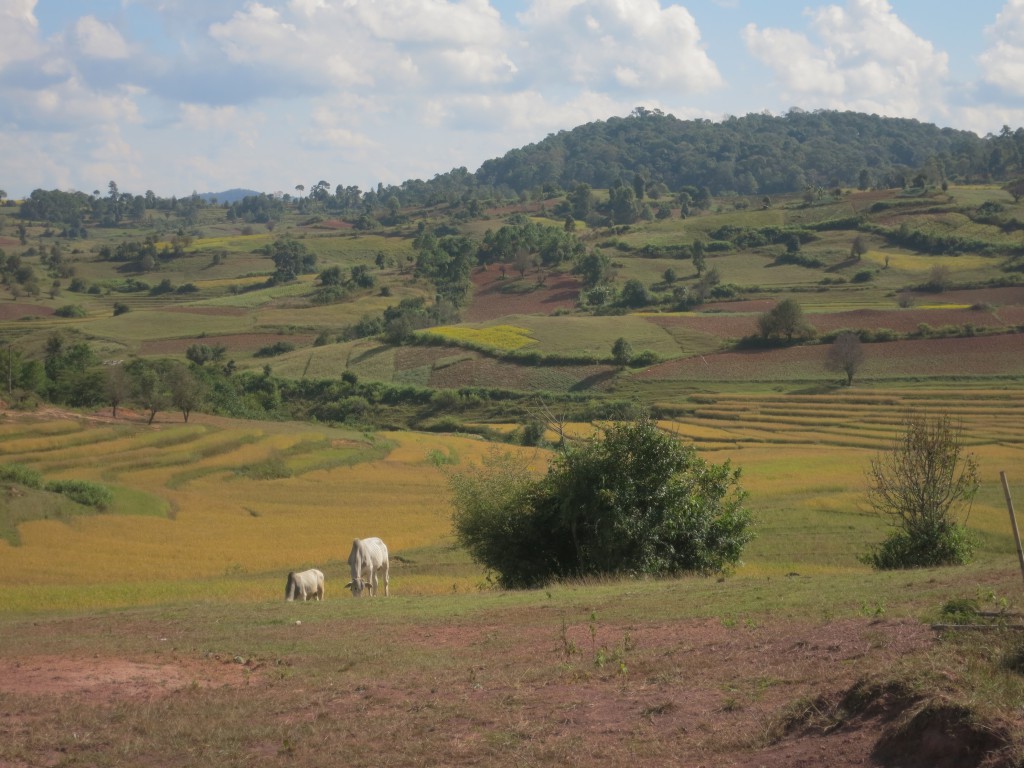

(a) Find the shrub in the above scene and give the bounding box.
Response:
[254,341,296,357]
[235,453,292,480]
[628,350,662,368]
[54,304,86,318]
[449,416,753,588]
[44,479,113,509]
[861,413,979,570]
[0,463,43,488]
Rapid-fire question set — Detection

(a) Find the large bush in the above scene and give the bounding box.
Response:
[449,417,753,588]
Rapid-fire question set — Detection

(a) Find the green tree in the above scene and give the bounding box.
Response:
[167,364,205,423]
[862,414,979,569]
[133,364,169,425]
[318,265,343,286]
[449,416,752,588]
[618,278,650,308]
[572,249,612,288]
[261,236,316,282]
[608,184,640,225]
[568,183,593,220]
[757,298,813,342]
[611,337,633,368]
[691,240,706,276]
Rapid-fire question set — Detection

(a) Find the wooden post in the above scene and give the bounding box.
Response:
[1001,471,1024,588]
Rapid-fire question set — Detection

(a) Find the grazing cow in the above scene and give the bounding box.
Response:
[346,537,389,597]
[285,568,325,602]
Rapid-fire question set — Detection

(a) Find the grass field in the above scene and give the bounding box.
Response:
[1,388,1022,614]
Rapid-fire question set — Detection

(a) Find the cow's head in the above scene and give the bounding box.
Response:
[345,579,364,597]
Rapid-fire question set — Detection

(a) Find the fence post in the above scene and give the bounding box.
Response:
[1001,471,1024,588]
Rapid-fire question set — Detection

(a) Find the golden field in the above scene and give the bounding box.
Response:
[2,388,1023,613]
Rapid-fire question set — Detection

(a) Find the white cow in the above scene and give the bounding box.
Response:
[346,537,389,597]
[285,568,325,601]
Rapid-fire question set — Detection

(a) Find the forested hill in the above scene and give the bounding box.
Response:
[464,109,1018,197]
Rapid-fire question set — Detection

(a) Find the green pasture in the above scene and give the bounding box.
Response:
[500,313,682,358]
[86,308,255,342]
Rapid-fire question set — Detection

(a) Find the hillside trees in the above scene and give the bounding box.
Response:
[449,416,753,588]
[475,109,1004,197]
[414,234,473,306]
[43,333,104,406]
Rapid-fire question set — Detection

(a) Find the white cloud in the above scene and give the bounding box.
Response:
[979,0,1024,96]
[13,77,144,128]
[957,105,1024,136]
[0,0,43,69]
[81,127,145,190]
[208,0,515,90]
[743,0,949,118]
[517,0,722,93]
[74,16,132,60]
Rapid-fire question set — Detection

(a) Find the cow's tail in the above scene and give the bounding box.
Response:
[285,571,295,600]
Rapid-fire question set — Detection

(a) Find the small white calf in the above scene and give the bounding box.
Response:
[285,568,325,601]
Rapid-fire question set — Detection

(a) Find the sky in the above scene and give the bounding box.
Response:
[2,0,1024,199]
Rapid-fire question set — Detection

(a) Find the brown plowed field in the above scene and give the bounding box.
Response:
[0,302,54,319]
[637,333,1024,382]
[648,304,1024,342]
[465,267,583,321]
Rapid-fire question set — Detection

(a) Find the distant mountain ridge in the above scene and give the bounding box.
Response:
[197,188,262,204]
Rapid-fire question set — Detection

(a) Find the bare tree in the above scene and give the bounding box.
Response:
[863,413,979,569]
[825,332,865,386]
[105,363,131,418]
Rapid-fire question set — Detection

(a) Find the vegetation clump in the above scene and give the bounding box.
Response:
[449,415,753,588]
[0,463,112,509]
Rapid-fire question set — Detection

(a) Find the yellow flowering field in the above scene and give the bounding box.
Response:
[423,324,537,351]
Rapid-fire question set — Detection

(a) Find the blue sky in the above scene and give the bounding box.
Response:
[2,0,1022,199]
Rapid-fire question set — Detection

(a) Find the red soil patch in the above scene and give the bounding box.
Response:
[464,266,582,322]
[0,654,255,698]
[0,302,54,320]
